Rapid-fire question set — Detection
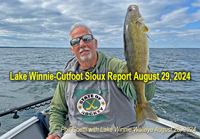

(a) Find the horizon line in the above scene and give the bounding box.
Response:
[0,46,199,49]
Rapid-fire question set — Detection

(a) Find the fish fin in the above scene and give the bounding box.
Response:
[138,17,144,22]
[147,34,155,42]
[123,32,126,52]
[123,31,127,59]
[145,69,156,84]
[143,25,149,33]
[122,65,129,74]
[136,101,158,125]
[137,21,143,28]
[147,69,154,74]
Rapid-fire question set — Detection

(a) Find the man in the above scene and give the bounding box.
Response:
[47,23,155,139]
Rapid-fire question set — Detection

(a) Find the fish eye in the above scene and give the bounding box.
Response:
[129,8,132,11]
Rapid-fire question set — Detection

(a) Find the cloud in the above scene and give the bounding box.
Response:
[150,29,200,41]
[0,0,199,48]
[148,7,190,28]
[191,0,200,7]
[148,7,200,29]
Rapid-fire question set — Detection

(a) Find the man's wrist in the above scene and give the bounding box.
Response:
[52,131,62,138]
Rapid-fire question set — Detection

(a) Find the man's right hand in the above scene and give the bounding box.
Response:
[46,134,60,139]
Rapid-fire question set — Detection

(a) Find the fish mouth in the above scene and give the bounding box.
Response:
[128,5,139,12]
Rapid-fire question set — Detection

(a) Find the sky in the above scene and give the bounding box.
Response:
[0,0,200,48]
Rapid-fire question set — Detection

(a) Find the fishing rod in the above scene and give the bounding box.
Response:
[0,96,53,126]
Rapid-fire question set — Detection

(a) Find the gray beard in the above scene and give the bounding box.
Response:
[80,52,92,62]
[78,52,96,69]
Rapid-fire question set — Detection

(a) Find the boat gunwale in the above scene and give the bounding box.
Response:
[0,116,39,139]
[147,117,200,137]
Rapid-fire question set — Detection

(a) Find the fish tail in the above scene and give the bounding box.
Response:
[136,101,158,125]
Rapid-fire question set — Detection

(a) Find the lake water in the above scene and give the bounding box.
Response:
[0,48,200,136]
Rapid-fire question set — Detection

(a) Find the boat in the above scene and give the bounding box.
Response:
[0,97,200,139]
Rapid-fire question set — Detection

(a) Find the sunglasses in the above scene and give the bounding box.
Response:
[70,34,94,46]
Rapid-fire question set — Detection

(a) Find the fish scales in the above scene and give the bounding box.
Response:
[123,5,158,125]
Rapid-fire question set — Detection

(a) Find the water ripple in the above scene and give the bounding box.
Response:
[0,48,200,135]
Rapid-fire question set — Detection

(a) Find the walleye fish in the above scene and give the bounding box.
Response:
[123,5,158,125]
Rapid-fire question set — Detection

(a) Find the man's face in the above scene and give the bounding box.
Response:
[70,27,98,62]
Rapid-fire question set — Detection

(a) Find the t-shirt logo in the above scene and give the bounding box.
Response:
[77,93,107,116]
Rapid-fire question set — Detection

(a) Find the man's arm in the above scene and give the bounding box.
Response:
[48,80,68,138]
[106,57,155,101]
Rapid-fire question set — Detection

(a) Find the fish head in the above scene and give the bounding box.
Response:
[126,5,144,24]
[124,5,148,36]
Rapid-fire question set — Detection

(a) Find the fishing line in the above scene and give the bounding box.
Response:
[154,45,176,86]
